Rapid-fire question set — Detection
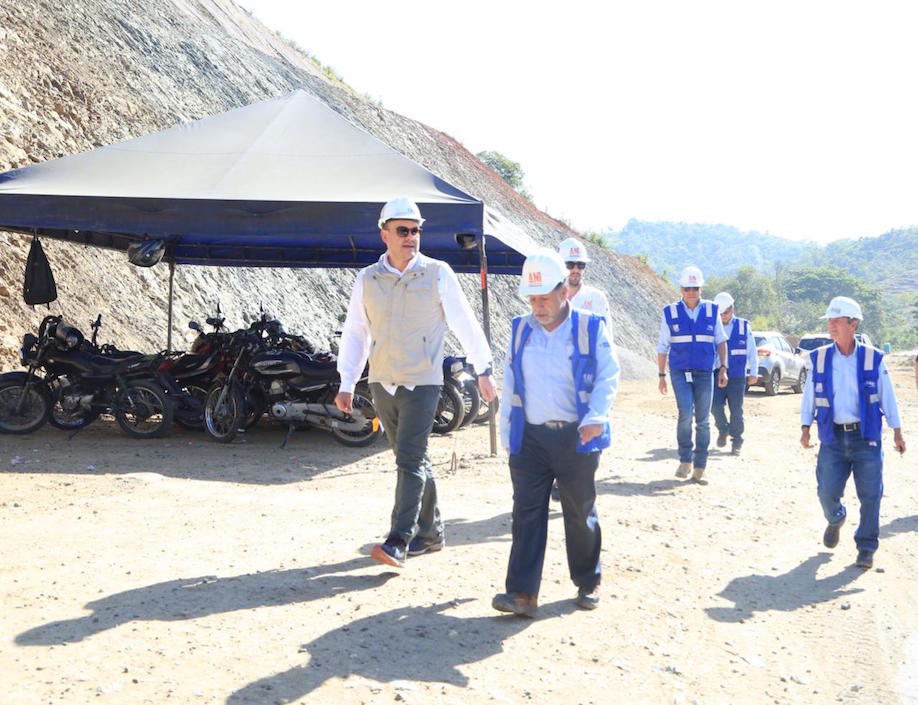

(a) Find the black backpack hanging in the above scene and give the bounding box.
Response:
[23,237,58,306]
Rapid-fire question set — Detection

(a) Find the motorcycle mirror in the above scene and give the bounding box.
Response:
[189,321,202,331]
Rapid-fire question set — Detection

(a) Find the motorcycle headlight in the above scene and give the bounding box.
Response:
[450,360,464,374]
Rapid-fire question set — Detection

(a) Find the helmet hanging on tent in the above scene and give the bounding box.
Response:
[127,239,165,267]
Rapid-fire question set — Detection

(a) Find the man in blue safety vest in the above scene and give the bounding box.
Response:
[492,249,619,618]
[800,296,906,570]
[710,291,758,456]
[657,266,729,482]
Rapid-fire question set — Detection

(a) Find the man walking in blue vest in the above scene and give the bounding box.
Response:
[657,266,729,482]
[800,296,906,570]
[710,292,758,456]
[492,249,619,618]
[335,196,497,569]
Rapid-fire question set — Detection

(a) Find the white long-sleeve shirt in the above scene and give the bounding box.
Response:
[337,252,492,394]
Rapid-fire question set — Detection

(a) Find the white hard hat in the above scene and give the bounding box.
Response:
[378,196,424,229]
[558,237,591,263]
[519,249,568,296]
[678,265,704,287]
[713,292,734,310]
[821,296,863,320]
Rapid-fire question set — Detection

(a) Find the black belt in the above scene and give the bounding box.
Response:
[835,422,861,432]
[541,420,577,430]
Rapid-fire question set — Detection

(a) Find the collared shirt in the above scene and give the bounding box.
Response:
[569,284,614,343]
[337,252,492,394]
[657,299,728,354]
[800,343,901,428]
[713,316,758,375]
[499,306,620,449]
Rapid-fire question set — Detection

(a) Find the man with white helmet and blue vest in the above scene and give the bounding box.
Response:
[710,291,758,456]
[492,249,619,618]
[657,266,729,482]
[335,196,497,569]
[800,296,906,570]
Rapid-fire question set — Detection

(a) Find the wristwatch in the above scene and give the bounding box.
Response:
[658,373,666,377]
[801,425,810,431]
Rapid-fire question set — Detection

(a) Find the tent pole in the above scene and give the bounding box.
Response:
[166,260,175,353]
[478,235,497,456]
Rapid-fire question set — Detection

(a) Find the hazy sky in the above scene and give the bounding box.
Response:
[237,1,918,244]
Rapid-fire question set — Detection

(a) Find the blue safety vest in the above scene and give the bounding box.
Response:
[810,344,884,445]
[507,310,611,456]
[664,300,718,371]
[725,317,750,378]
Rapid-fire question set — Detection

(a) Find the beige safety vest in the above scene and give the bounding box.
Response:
[362,257,446,387]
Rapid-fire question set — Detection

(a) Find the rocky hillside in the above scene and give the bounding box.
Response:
[0,0,672,378]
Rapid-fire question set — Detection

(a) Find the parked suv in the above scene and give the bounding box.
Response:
[749,331,807,395]
[796,332,873,357]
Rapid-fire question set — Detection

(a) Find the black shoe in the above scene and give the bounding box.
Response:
[855,550,873,570]
[407,534,445,557]
[576,584,600,610]
[731,444,742,456]
[716,432,728,448]
[823,516,845,549]
[492,592,538,618]
[550,481,561,502]
[371,540,406,568]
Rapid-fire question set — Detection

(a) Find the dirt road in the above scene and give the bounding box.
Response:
[2,356,916,705]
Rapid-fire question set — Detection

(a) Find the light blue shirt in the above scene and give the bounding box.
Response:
[499,306,620,449]
[800,343,901,428]
[656,300,728,354]
[714,316,758,375]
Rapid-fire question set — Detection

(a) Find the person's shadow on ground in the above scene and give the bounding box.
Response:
[705,552,864,623]
[226,598,575,704]
[16,556,395,646]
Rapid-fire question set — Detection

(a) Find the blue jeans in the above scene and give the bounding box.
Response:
[670,369,714,469]
[816,427,883,554]
[369,383,443,546]
[505,423,601,596]
[711,376,746,447]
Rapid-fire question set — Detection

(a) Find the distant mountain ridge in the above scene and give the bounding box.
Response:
[604,220,917,294]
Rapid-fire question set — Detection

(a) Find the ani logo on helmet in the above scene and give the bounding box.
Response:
[570,246,582,258]
[528,271,543,286]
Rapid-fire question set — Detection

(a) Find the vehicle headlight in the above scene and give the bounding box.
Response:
[450,360,464,374]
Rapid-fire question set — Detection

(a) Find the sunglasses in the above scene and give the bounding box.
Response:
[565,262,586,270]
[391,225,422,237]
[683,286,700,292]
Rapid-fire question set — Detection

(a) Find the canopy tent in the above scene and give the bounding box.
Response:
[0,89,533,273]
[0,89,534,453]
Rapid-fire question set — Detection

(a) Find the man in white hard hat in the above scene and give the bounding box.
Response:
[657,265,728,482]
[557,237,614,336]
[710,292,758,455]
[335,196,497,568]
[800,296,906,570]
[492,249,619,618]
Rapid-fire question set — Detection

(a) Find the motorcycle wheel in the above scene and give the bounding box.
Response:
[47,376,99,430]
[474,393,499,424]
[173,384,207,431]
[0,377,51,434]
[457,379,480,428]
[204,383,244,443]
[115,381,174,438]
[330,388,382,448]
[432,382,464,434]
[243,387,267,430]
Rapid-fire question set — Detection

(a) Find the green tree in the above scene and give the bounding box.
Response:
[705,266,777,322]
[782,266,884,339]
[476,150,532,201]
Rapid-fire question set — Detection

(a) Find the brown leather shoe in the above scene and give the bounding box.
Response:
[492,592,538,618]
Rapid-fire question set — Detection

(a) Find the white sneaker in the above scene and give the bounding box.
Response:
[675,462,691,478]
[692,466,705,481]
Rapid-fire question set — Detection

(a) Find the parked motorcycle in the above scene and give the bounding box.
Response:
[0,316,173,437]
[203,318,380,447]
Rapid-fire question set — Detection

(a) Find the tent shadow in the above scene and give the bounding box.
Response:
[226,598,576,704]
[15,555,394,646]
[705,552,865,623]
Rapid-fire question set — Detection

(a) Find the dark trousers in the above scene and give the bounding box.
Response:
[505,423,602,596]
[711,376,747,447]
[370,383,443,546]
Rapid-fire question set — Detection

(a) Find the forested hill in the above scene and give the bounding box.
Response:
[604,220,918,293]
